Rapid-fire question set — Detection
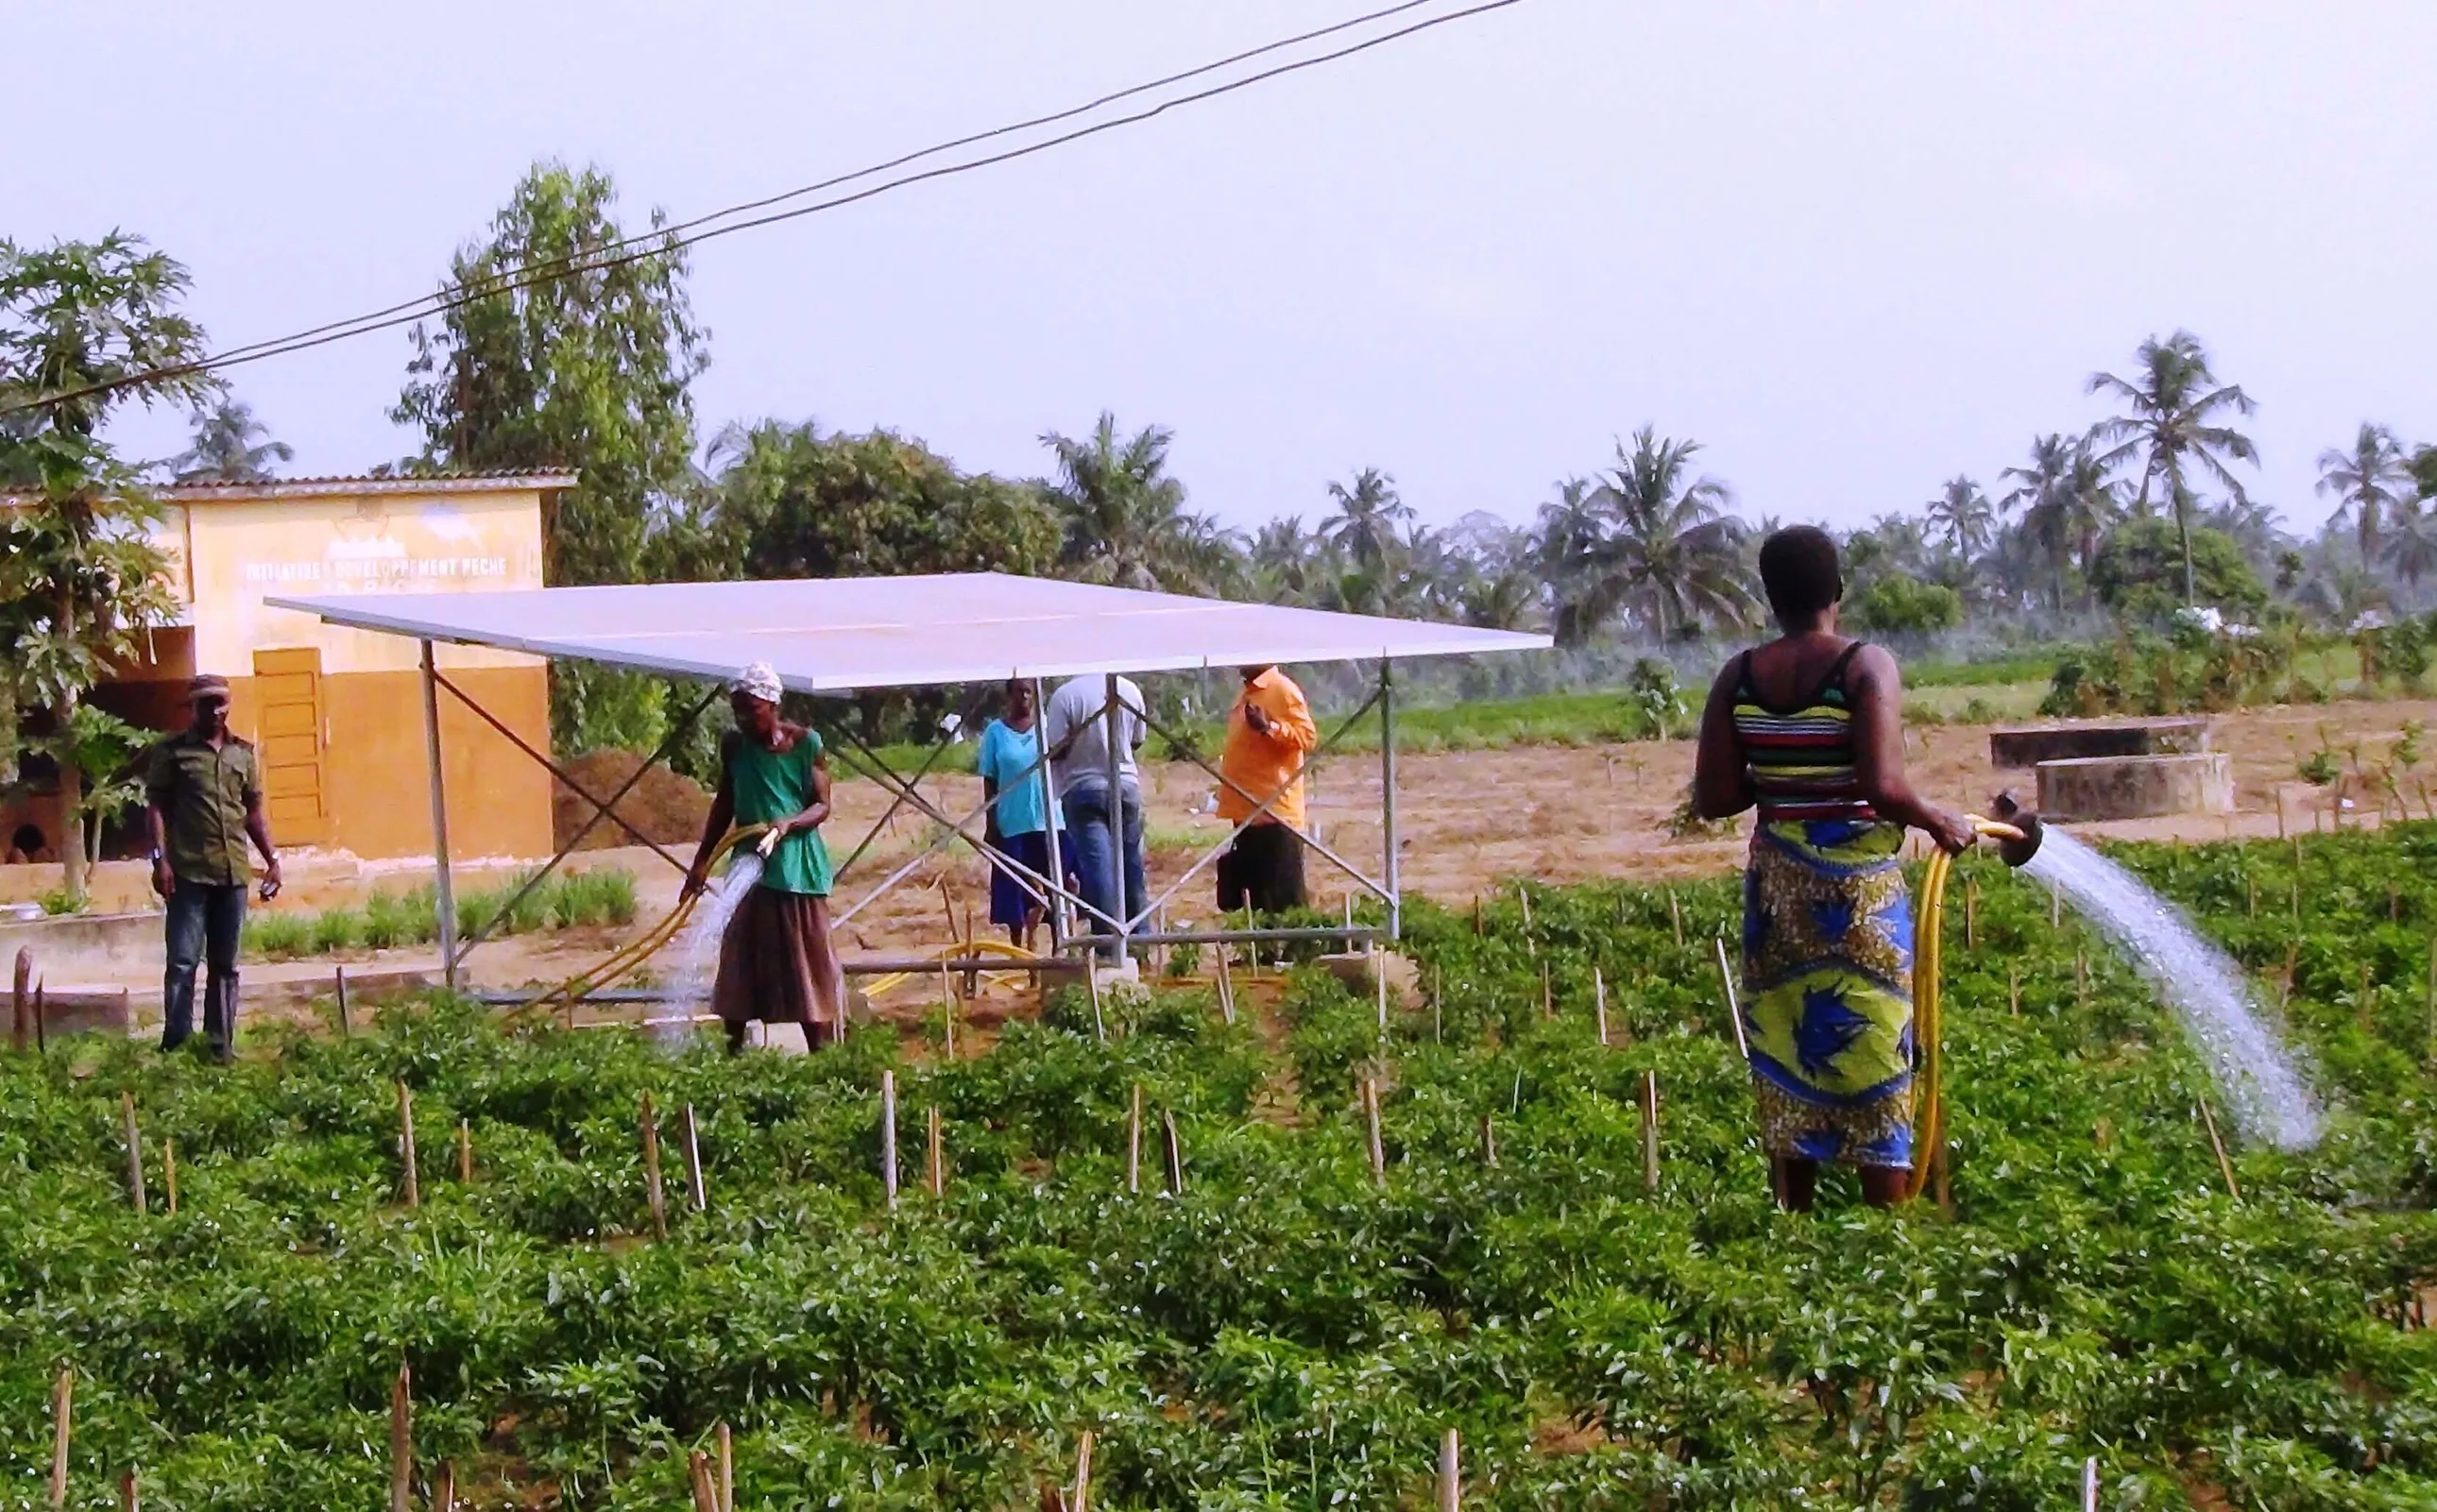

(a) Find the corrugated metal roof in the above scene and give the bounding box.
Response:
[163,470,577,499]
[267,572,1550,692]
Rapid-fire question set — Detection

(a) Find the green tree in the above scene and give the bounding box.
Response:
[2088,331,2259,605]
[1846,576,1962,635]
[172,397,293,482]
[2001,433,2120,610]
[393,161,707,753]
[1922,474,1996,563]
[1042,412,1240,595]
[2382,495,2437,588]
[0,233,210,904]
[2090,517,2266,624]
[665,420,1064,748]
[1321,467,1411,573]
[2313,421,2412,566]
[1559,428,1756,645]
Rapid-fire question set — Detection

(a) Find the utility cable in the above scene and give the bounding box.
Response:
[1,0,1529,419]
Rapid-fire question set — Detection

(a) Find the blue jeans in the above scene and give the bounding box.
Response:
[162,882,245,1060]
[1062,782,1146,953]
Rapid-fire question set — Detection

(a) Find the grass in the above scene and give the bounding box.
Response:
[241,866,639,964]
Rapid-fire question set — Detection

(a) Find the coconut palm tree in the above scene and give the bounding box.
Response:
[2002,433,2122,611]
[1531,477,1609,645]
[2383,495,2437,589]
[1321,467,1411,573]
[2087,331,2259,605]
[1249,514,1321,604]
[1568,428,1756,643]
[172,398,294,482]
[2314,422,2412,567]
[1041,412,1238,596]
[1923,475,1997,563]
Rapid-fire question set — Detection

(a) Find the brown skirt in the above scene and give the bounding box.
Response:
[710,888,843,1028]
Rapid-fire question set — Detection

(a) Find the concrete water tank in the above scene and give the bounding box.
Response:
[2035,753,2235,822]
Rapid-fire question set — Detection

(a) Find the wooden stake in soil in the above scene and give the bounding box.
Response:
[2083,1455,2099,1512]
[1438,1426,1461,1512]
[1640,1070,1661,1194]
[396,1082,419,1209]
[1086,960,1106,1044]
[1362,1076,1386,1188]
[1471,893,1482,935]
[456,1119,473,1184]
[2359,960,2376,1033]
[1071,1429,1095,1512]
[1517,882,1532,933]
[434,1463,457,1512]
[1161,1110,1184,1195]
[2007,963,2021,1017]
[2197,1097,2242,1202]
[120,1092,145,1215]
[1375,955,1389,1039]
[927,1105,946,1197]
[640,1092,669,1240]
[1126,1083,1143,1196]
[119,1470,137,1512]
[1593,967,1609,1047]
[49,1367,70,1510]
[162,1138,178,1216]
[1479,1113,1497,1167]
[2075,952,2089,1011]
[334,966,350,1037]
[941,962,959,1059]
[387,1361,413,1512]
[32,978,44,1056]
[687,1450,719,1512]
[2051,882,2062,928]
[717,1421,735,1512]
[1215,946,1236,1026]
[1539,961,1553,1021]
[682,1104,705,1213]
[1713,936,1747,1058]
[1668,889,1684,948]
[10,946,29,1053]
[2246,875,2257,919]
[879,1071,899,1210]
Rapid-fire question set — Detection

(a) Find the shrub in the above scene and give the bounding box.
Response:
[1847,575,1962,634]
[243,909,315,960]
[550,868,639,929]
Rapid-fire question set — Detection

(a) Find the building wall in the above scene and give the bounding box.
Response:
[173,486,555,862]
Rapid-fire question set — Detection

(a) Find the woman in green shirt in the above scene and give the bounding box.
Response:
[686,663,843,1052]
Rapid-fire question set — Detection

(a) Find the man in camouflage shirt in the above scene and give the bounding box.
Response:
[145,674,281,1061]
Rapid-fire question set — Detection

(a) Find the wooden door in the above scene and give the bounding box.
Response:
[251,648,328,846]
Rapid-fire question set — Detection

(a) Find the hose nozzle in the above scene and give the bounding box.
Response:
[1983,791,2043,868]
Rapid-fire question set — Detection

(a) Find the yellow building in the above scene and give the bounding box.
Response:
[5,471,569,865]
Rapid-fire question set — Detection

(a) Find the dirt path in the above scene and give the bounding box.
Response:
[26,698,2434,1014]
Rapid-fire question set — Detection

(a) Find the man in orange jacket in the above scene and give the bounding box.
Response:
[1217,663,1318,914]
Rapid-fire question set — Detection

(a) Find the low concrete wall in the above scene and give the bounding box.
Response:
[0,909,162,977]
[2036,753,2235,822]
[1991,719,2211,770]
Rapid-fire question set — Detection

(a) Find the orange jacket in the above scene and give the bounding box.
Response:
[1218,668,1318,829]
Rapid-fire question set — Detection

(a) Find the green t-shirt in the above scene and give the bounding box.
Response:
[724,728,833,896]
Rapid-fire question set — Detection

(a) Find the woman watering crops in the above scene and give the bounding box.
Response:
[1692,527,1977,1211]
[685,662,844,1053]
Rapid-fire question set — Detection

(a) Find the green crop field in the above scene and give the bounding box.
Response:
[4,830,2434,1506]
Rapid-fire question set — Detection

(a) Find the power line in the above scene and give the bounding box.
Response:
[2,0,1529,420]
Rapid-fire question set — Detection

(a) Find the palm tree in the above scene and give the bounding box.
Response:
[2383,495,2437,589]
[2087,331,2259,605]
[1576,427,1757,642]
[1249,514,1320,604]
[1040,412,1238,595]
[1923,475,1997,563]
[172,398,294,482]
[2314,422,2412,567]
[1321,467,1412,572]
[1531,477,1607,644]
[2002,434,2122,611]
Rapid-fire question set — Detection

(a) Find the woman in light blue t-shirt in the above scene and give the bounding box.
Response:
[976,678,1067,949]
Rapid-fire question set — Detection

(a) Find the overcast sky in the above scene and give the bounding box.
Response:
[16,1,2437,538]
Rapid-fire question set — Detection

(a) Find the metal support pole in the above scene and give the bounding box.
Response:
[1101,673,1128,963]
[1380,659,1400,941]
[420,640,458,993]
[1033,676,1067,950]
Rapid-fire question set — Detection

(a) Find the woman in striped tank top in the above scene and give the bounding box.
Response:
[1692,527,1978,1211]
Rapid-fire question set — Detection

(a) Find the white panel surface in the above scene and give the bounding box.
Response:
[267,573,1549,692]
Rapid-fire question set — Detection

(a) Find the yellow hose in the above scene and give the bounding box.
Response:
[514,824,1048,1023]
[514,824,767,1022]
[1900,815,2026,1203]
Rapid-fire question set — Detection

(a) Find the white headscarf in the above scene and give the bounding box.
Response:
[735,661,784,705]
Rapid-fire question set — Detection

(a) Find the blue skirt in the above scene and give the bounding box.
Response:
[988,829,1054,928]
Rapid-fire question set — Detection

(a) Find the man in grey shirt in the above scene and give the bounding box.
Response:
[1042,674,1147,956]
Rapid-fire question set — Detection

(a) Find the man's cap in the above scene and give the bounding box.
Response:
[733,661,784,705]
[188,674,232,704]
